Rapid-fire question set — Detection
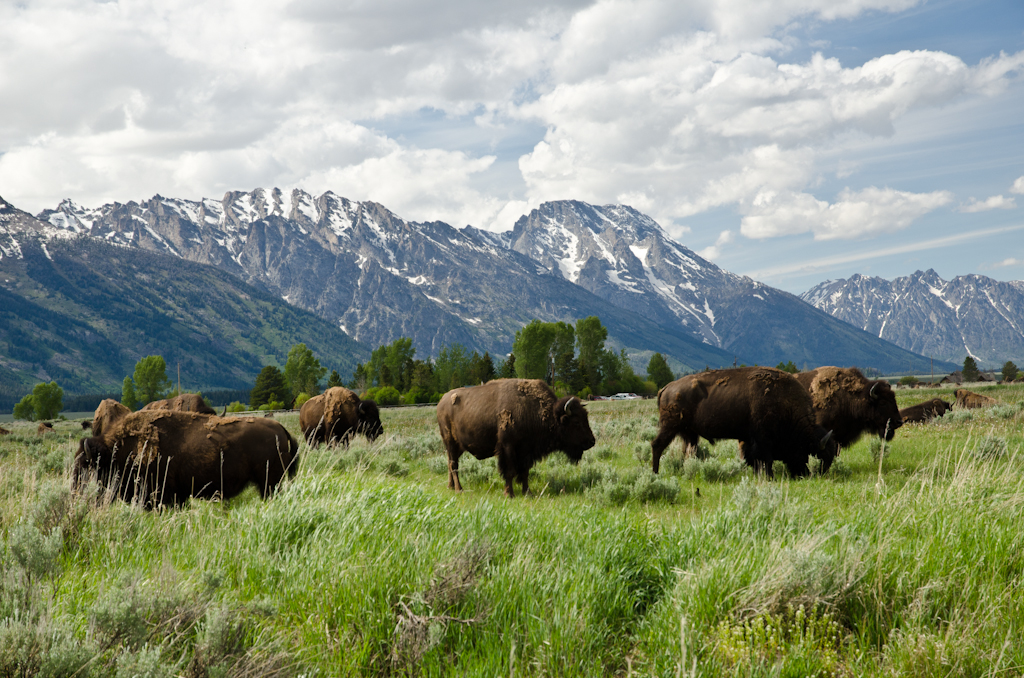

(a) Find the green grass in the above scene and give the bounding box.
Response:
[2,385,1024,676]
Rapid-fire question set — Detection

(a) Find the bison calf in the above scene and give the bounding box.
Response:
[652,367,836,478]
[74,411,299,508]
[437,379,596,497]
[299,387,383,446]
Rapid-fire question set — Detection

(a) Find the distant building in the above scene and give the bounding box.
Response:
[939,371,962,385]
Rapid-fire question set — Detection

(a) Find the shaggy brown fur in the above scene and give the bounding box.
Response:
[37,422,54,435]
[73,411,299,507]
[141,393,217,415]
[899,398,953,423]
[299,387,383,446]
[795,367,902,448]
[91,399,131,438]
[436,379,595,497]
[954,389,997,409]
[652,367,836,478]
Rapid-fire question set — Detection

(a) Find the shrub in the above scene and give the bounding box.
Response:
[374,386,401,407]
[226,401,247,413]
[899,375,919,387]
[972,435,1007,460]
[257,401,284,411]
[294,392,311,409]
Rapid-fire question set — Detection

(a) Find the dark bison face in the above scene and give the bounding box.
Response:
[357,400,384,441]
[816,429,838,473]
[868,381,902,440]
[554,396,596,463]
[936,400,952,416]
[73,437,110,489]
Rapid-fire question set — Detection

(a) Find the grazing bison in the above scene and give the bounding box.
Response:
[91,399,132,438]
[795,367,902,449]
[0,426,10,435]
[73,410,299,507]
[437,379,596,497]
[37,422,54,435]
[141,393,216,415]
[300,387,382,446]
[954,389,997,409]
[899,398,953,424]
[652,367,836,478]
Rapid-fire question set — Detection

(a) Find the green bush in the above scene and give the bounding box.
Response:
[294,392,311,409]
[226,401,247,413]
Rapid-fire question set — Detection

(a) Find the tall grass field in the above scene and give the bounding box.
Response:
[2,383,1023,676]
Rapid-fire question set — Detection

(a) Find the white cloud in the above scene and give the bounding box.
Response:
[0,0,1019,244]
[697,230,734,260]
[989,257,1021,268]
[1011,177,1024,195]
[741,186,953,240]
[959,195,1017,213]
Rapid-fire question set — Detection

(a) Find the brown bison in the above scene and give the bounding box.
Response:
[90,399,132,438]
[795,367,902,449]
[141,393,217,415]
[954,389,997,409]
[437,379,596,497]
[652,367,836,478]
[300,387,383,446]
[37,421,54,435]
[899,398,952,423]
[73,410,299,507]
[0,425,10,435]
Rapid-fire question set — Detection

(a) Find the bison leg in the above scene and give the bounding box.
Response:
[650,426,679,474]
[517,469,531,497]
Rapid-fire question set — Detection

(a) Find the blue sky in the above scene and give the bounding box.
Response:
[1,0,1022,293]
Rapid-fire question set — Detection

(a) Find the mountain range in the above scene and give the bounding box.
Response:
[2,188,958,395]
[801,270,1024,369]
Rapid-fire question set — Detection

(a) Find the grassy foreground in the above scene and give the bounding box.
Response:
[2,384,1024,677]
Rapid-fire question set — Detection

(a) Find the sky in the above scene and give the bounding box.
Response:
[1,0,1022,293]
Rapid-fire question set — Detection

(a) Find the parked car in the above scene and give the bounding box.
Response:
[609,393,642,400]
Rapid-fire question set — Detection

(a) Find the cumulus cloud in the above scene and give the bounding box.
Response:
[959,195,1017,213]
[0,0,1020,244]
[1011,176,1024,195]
[697,230,734,260]
[741,186,953,240]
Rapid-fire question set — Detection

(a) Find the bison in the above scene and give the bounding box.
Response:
[299,387,383,446]
[652,367,836,478]
[37,422,54,435]
[436,379,596,497]
[899,398,952,424]
[90,399,132,438]
[0,426,10,435]
[141,393,217,415]
[955,389,997,409]
[73,410,299,507]
[795,367,902,449]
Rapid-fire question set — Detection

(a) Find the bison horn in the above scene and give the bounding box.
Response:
[870,382,881,400]
[564,397,577,413]
[819,430,833,450]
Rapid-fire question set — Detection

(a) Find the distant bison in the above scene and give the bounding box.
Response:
[955,389,997,409]
[37,422,54,435]
[141,393,216,415]
[299,387,383,446]
[437,379,596,497]
[0,426,10,435]
[899,398,953,423]
[795,367,902,449]
[652,367,836,478]
[73,411,299,507]
[90,399,132,438]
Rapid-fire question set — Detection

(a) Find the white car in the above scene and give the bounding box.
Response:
[609,392,643,400]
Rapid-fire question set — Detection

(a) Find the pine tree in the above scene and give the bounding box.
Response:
[1001,360,1019,383]
[251,366,290,409]
[122,376,138,411]
[962,356,980,383]
[327,370,343,389]
[647,353,674,389]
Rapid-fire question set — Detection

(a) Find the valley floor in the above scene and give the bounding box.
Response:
[2,384,1023,676]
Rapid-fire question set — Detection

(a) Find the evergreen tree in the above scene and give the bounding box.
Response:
[472,352,496,384]
[1001,360,1019,383]
[327,370,343,389]
[647,353,674,389]
[775,360,798,374]
[499,353,516,379]
[133,356,172,405]
[121,376,138,411]
[962,356,980,383]
[251,366,290,408]
[284,343,326,398]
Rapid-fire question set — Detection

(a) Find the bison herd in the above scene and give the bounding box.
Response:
[65,365,999,506]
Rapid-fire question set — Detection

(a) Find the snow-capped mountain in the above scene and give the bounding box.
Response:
[802,269,1024,367]
[10,189,946,373]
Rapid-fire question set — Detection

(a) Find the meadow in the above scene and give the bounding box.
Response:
[2,383,1024,677]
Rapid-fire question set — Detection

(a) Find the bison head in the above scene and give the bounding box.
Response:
[816,428,838,473]
[553,396,596,463]
[867,381,903,441]
[73,436,111,489]
[357,399,384,441]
